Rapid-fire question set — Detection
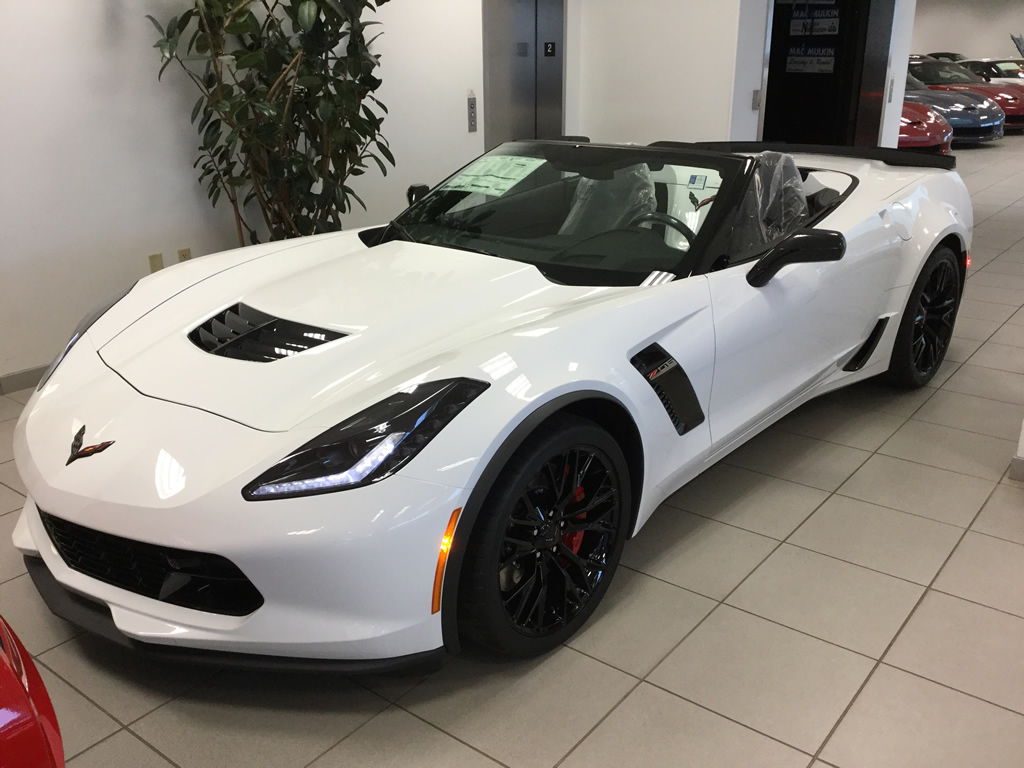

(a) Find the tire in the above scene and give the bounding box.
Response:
[885,245,961,388]
[458,414,631,657]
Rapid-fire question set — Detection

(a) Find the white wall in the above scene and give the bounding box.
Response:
[732,0,771,141]
[340,0,486,228]
[0,0,485,380]
[880,0,917,147]
[913,0,1024,59]
[0,1,238,379]
[564,0,752,144]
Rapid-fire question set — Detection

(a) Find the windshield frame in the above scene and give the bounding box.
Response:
[392,140,749,286]
[910,60,987,85]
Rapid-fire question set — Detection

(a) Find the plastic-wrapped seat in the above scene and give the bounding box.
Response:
[728,151,810,256]
[558,164,657,237]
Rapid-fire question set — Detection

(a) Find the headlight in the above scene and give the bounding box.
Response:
[36,283,136,391]
[242,378,489,500]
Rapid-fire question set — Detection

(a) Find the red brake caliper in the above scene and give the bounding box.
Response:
[562,483,586,554]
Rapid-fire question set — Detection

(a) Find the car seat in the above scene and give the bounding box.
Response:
[728,152,810,256]
[559,164,658,238]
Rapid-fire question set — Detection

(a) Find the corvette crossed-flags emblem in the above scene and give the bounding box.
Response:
[66,425,115,466]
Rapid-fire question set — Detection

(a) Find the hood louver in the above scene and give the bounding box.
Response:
[188,303,345,362]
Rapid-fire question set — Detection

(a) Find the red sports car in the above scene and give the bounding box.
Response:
[898,101,953,153]
[910,59,1024,129]
[0,616,63,768]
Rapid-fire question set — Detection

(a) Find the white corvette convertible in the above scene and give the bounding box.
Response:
[11,140,970,670]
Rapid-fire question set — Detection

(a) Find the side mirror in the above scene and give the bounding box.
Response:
[746,229,846,287]
[407,184,430,206]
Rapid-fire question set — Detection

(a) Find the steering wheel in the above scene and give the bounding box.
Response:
[627,212,697,247]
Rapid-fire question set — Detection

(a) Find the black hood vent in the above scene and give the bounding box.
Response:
[188,303,345,362]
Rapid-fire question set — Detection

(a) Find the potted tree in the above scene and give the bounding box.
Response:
[149,0,394,246]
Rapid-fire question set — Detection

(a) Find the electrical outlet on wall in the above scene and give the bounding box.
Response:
[148,253,164,273]
[177,248,192,262]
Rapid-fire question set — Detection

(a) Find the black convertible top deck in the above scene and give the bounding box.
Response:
[651,141,957,171]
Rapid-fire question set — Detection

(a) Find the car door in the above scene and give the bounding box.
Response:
[704,208,901,449]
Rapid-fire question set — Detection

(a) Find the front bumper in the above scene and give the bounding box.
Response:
[13,340,471,663]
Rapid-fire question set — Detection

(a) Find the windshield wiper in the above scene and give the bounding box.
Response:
[387,219,416,243]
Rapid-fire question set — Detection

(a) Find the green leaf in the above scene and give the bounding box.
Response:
[296,75,322,89]
[375,141,395,165]
[177,9,195,33]
[234,50,264,69]
[145,15,164,36]
[203,119,222,150]
[191,97,205,124]
[297,1,318,32]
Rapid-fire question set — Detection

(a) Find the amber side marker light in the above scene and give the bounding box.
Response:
[432,507,463,614]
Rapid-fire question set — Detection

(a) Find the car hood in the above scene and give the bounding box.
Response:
[97,237,627,432]
[904,89,1004,125]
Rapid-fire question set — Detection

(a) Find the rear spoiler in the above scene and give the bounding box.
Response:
[650,141,957,171]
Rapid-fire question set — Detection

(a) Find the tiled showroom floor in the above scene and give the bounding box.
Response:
[4,138,1024,767]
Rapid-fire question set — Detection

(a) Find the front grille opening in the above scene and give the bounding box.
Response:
[188,303,345,363]
[39,512,264,617]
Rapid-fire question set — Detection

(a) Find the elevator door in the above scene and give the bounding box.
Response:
[483,0,564,150]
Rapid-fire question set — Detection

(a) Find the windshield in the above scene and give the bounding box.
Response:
[906,73,929,90]
[995,61,1024,76]
[393,142,744,286]
[910,61,986,85]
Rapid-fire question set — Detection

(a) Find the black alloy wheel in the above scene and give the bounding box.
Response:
[911,257,958,377]
[459,415,630,656]
[886,245,961,388]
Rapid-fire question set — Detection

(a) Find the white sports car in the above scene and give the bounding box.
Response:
[12,140,971,670]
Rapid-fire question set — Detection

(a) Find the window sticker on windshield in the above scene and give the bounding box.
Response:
[442,156,546,196]
[687,174,707,190]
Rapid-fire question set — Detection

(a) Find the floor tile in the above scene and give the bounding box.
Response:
[912,388,1024,441]
[40,634,216,725]
[821,380,935,417]
[350,673,426,704]
[957,299,1019,323]
[664,464,828,540]
[879,420,1014,481]
[969,270,1024,291]
[560,683,807,768]
[1010,305,1024,325]
[989,322,1024,347]
[0,573,80,655]
[970,342,1024,375]
[934,532,1024,617]
[622,509,776,600]
[980,260,1024,279]
[37,665,120,759]
[0,396,22,422]
[66,730,174,768]
[961,282,1024,307]
[648,606,872,753]
[950,316,1001,341]
[788,496,961,585]
[0,511,27,583]
[727,544,923,658]
[837,454,994,527]
[130,671,388,768]
[943,363,1024,405]
[822,665,1024,768]
[5,388,33,405]
[773,401,905,451]
[973,485,1024,545]
[309,706,501,768]
[400,647,634,768]
[0,490,22,518]
[566,566,715,677]
[944,335,982,363]
[886,591,1024,715]
[724,431,870,492]
[0,419,14,464]
[0,460,26,496]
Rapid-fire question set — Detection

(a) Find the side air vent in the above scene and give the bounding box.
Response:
[630,344,706,436]
[843,317,890,372]
[188,303,345,363]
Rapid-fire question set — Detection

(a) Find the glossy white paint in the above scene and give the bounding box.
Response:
[12,150,971,661]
